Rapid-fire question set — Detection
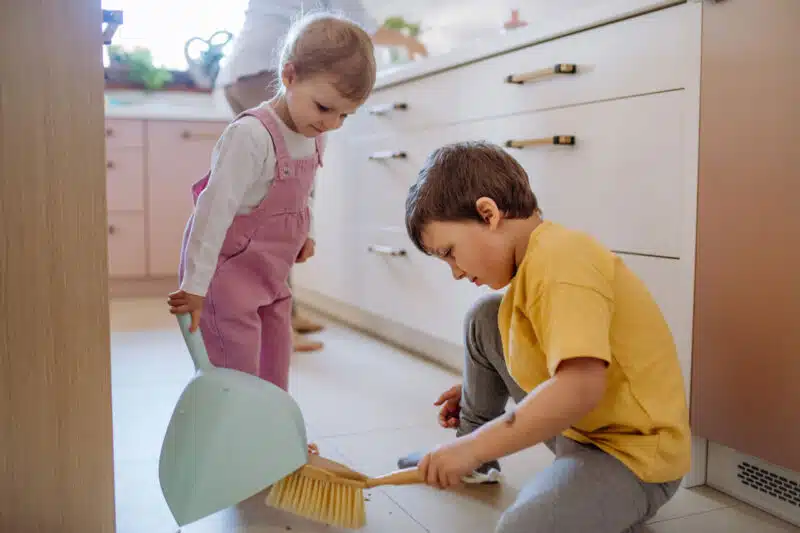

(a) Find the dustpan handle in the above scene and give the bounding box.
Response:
[176,313,213,372]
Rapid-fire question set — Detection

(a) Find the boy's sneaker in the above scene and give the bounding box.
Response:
[396,451,501,484]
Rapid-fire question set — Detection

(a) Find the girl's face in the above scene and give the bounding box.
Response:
[280,65,363,137]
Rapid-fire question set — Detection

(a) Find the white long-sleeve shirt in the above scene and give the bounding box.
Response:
[180,105,318,297]
[216,0,379,88]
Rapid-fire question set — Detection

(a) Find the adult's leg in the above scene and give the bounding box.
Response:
[224,70,279,112]
[496,436,681,533]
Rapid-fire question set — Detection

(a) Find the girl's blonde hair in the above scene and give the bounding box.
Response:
[276,11,376,103]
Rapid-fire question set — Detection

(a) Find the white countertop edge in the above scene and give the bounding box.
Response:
[104,107,233,122]
[374,0,685,90]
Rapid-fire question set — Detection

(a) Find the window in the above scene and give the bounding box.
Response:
[102,0,247,70]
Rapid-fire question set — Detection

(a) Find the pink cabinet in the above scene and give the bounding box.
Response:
[103,117,228,282]
[146,120,226,277]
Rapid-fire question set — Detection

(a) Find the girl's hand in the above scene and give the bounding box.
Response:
[168,290,204,332]
[296,238,315,263]
[418,437,483,490]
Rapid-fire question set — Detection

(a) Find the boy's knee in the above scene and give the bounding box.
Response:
[464,293,503,340]
[496,500,559,533]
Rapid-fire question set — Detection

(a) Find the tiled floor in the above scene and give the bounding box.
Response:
[110,298,799,533]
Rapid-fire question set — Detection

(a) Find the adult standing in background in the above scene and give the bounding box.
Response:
[215,0,427,352]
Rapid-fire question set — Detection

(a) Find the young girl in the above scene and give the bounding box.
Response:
[167,12,377,391]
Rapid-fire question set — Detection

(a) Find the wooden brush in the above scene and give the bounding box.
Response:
[265,454,424,529]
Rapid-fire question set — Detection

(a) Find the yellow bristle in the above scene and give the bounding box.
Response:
[266,466,367,529]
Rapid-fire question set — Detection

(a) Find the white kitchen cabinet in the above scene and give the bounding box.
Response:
[295,2,800,522]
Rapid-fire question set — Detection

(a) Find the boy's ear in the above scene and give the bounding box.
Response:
[475,197,502,229]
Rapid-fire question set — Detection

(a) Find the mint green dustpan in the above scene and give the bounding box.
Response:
[158,314,308,527]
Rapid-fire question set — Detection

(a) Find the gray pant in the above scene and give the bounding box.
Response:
[461,293,681,533]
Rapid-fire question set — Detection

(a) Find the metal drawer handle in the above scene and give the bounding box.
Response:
[369,150,407,160]
[106,160,115,170]
[108,225,117,235]
[505,63,577,84]
[505,136,576,149]
[181,130,219,141]
[368,245,407,257]
[105,128,114,137]
[368,102,408,115]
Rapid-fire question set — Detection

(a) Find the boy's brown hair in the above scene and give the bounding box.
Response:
[405,141,540,253]
[277,11,376,102]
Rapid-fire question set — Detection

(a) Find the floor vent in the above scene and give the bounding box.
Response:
[738,461,800,507]
[707,441,800,527]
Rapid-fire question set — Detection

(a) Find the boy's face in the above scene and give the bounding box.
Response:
[421,200,517,290]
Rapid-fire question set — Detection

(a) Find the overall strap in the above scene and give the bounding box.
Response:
[239,105,292,168]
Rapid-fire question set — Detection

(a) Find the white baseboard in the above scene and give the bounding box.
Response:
[683,436,708,488]
[294,287,463,374]
[109,276,177,298]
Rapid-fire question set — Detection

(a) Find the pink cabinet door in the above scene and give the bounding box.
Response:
[107,212,146,278]
[146,120,227,277]
[105,148,144,211]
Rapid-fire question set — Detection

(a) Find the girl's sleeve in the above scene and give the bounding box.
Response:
[180,118,275,296]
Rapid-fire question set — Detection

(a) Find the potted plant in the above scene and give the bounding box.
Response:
[106,45,173,92]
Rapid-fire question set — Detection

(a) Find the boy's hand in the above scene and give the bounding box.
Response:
[296,238,315,263]
[168,290,204,332]
[435,384,462,429]
[418,437,482,490]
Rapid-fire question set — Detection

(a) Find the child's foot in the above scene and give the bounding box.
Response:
[396,451,501,484]
[293,333,323,352]
[292,315,325,334]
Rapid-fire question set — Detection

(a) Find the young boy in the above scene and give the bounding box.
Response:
[398,141,691,533]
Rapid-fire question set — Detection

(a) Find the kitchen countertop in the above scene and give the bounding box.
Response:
[104,90,233,122]
[103,0,683,121]
[374,0,683,90]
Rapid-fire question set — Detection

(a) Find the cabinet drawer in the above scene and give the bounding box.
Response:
[362,226,491,347]
[149,120,229,144]
[107,212,146,278]
[351,133,416,229]
[104,119,144,148]
[353,5,691,135]
[494,91,685,258]
[105,148,144,211]
[351,90,686,258]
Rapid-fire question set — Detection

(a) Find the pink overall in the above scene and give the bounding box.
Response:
[179,105,323,391]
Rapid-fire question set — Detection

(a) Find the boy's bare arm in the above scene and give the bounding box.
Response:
[468,357,607,464]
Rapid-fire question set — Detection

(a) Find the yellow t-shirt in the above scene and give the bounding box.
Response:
[498,221,691,483]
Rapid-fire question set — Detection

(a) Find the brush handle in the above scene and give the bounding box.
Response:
[365,467,425,488]
[309,454,368,482]
[176,313,213,372]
